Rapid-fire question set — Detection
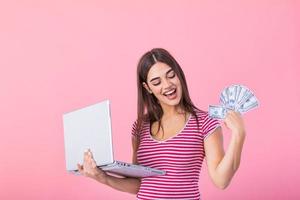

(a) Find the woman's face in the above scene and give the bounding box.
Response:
[143,62,182,107]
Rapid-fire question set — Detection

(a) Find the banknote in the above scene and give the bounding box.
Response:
[208,105,227,119]
[220,91,227,106]
[209,84,259,119]
[238,95,259,114]
[226,86,237,110]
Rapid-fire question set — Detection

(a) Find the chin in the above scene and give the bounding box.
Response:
[160,97,182,107]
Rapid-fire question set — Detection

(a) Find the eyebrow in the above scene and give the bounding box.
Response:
[150,69,174,83]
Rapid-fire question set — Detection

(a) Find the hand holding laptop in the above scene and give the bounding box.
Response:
[63,100,165,177]
[77,149,107,183]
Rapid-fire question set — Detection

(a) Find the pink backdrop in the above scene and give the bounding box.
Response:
[0,0,299,199]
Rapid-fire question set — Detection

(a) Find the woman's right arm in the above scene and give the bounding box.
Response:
[102,134,142,193]
[132,134,139,164]
[97,172,141,194]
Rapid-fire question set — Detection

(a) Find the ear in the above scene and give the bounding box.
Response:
[142,82,152,94]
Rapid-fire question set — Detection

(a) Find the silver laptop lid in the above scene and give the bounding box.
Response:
[63,100,114,171]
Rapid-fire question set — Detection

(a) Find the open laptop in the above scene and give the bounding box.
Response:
[62,99,165,177]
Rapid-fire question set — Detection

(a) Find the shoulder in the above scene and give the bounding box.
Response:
[131,118,149,129]
[130,119,138,137]
[191,107,221,134]
[130,118,149,137]
[131,119,138,130]
[191,107,210,122]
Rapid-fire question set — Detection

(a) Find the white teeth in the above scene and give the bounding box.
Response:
[164,89,176,95]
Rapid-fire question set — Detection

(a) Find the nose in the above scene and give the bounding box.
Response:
[161,78,173,90]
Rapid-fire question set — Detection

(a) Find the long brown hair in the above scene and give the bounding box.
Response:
[135,48,200,138]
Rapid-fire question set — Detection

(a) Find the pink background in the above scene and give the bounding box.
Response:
[0,0,299,199]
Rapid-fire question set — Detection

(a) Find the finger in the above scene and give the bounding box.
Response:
[233,110,241,116]
[78,163,84,171]
[229,111,240,120]
[225,112,233,121]
[235,111,241,116]
[84,149,89,155]
[225,110,233,118]
[88,150,94,159]
[227,110,234,115]
[224,115,234,127]
[230,112,242,122]
[229,110,237,116]
[236,112,243,120]
[77,163,84,175]
[91,159,97,168]
[84,149,90,162]
[83,156,94,167]
[85,149,92,157]
[229,110,237,117]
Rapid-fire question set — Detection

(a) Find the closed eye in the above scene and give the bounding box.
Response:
[152,72,176,86]
[168,73,175,78]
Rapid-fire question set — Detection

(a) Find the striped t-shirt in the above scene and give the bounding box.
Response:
[131,109,221,200]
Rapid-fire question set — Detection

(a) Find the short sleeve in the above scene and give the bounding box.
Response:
[201,112,221,140]
[131,120,138,138]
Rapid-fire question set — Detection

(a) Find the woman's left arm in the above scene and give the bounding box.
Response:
[204,110,246,189]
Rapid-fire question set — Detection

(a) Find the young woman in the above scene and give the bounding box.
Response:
[77,48,246,200]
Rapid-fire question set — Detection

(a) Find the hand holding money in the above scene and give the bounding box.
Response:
[209,84,259,119]
[224,110,246,136]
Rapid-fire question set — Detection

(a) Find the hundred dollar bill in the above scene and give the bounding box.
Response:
[216,84,259,118]
[226,85,238,110]
[235,86,248,105]
[208,105,227,119]
[238,95,259,114]
[235,84,243,102]
[220,89,228,106]
[237,90,254,110]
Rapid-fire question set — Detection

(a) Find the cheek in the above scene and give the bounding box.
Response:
[174,78,182,88]
[152,87,162,95]
[147,84,160,95]
[175,79,183,94]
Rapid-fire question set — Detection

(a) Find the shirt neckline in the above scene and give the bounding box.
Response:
[148,113,192,143]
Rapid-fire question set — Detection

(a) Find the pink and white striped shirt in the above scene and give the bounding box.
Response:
[131,108,221,200]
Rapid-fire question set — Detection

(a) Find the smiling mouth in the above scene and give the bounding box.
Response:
[163,88,177,97]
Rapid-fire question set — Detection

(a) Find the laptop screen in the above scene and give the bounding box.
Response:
[63,100,114,171]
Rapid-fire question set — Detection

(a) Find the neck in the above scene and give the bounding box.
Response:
[160,103,185,119]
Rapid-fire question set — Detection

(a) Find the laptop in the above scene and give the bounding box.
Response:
[62,99,166,177]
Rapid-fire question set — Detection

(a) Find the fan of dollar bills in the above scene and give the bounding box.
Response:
[209,84,259,119]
